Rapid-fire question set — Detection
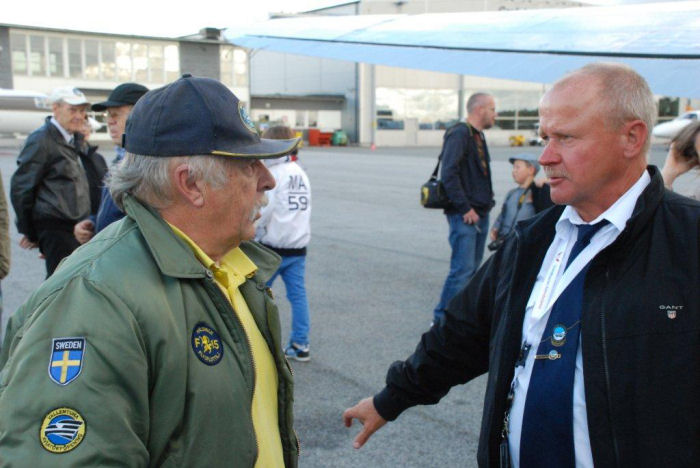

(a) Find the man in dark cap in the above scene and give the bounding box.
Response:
[0,76,300,467]
[74,82,149,244]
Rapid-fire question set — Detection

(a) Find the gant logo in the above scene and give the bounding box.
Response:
[659,305,683,319]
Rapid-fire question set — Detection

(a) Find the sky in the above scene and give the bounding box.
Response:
[3,0,678,38]
[2,0,341,38]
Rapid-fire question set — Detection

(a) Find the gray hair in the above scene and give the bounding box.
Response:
[555,62,657,153]
[467,93,492,114]
[108,153,236,210]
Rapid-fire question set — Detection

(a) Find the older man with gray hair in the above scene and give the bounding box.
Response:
[10,86,92,276]
[0,75,300,467]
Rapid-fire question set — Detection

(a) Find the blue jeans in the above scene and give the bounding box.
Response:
[268,255,310,347]
[433,213,489,322]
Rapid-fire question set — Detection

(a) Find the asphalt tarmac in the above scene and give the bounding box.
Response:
[0,139,693,467]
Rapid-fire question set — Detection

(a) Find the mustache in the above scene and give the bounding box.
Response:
[249,194,269,221]
[543,167,569,179]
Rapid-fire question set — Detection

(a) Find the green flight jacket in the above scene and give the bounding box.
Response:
[0,195,298,467]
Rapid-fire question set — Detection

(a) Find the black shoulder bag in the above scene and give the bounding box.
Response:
[420,123,466,209]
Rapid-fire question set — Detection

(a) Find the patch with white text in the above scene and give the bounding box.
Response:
[40,407,86,453]
[48,337,85,386]
[191,322,223,365]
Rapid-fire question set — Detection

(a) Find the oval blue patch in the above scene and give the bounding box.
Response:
[191,322,223,365]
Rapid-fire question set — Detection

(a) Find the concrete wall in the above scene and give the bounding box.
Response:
[179,41,220,80]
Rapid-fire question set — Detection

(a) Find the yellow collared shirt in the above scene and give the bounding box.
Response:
[170,224,283,467]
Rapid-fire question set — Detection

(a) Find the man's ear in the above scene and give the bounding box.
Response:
[621,119,648,159]
[172,163,206,208]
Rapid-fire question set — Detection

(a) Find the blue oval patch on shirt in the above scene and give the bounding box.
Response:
[191,322,223,365]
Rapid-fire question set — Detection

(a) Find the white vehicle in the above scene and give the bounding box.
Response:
[0,89,52,135]
[0,89,104,136]
[652,111,700,139]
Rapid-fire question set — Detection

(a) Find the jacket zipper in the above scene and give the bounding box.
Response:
[599,267,620,466]
[205,271,259,466]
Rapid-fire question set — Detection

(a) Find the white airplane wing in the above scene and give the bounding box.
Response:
[224,1,700,97]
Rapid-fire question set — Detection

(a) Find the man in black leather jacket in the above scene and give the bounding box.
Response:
[344,63,699,467]
[10,87,92,276]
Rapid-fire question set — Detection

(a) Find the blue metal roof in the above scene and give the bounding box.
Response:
[225,2,700,97]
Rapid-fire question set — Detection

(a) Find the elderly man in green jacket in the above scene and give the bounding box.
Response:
[0,75,301,467]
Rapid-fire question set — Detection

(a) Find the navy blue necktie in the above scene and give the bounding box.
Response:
[520,220,609,467]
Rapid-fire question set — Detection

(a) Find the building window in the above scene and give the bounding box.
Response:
[101,41,116,80]
[116,42,132,81]
[492,90,541,130]
[10,33,28,75]
[29,35,46,76]
[133,43,148,82]
[164,45,179,82]
[84,39,99,79]
[48,37,64,77]
[220,46,234,87]
[233,49,248,86]
[220,46,248,87]
[376,88,458,130]
[149,45,164,83]
[68,38,82,78]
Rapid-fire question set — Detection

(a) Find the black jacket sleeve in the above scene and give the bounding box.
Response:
[10,134,48,241]
[373,250,500,421]
[440,126,471,215]
[531,182,554,213]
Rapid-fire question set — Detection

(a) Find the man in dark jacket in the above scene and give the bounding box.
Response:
[344,63,699,467]
[10,86,91,276]
[433,92,496,323]
[73,82,148,244]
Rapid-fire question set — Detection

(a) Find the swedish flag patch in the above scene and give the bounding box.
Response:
[48,337,85,386]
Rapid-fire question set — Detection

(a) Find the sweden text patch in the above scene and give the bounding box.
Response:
[191,323,223,365]
[40,407,86,453]
[48,337,85,386]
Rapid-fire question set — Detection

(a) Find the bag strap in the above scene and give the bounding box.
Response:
[433,122,468,178]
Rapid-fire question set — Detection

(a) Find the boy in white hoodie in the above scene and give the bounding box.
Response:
[256,126,312,361]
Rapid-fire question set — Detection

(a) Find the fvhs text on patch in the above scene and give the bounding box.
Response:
[48,337,85,386]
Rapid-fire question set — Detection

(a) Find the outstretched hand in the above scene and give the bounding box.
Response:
[342,397,387,449]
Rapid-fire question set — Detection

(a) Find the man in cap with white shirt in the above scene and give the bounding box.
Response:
[10,86,91,276]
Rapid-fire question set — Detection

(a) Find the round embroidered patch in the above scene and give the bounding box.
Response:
[40,407,86,453]
[191,322,224,365]
[238,102,257,134]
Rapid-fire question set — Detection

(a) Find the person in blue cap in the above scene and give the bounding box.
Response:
[488,153,553,250]
[0,75,301,467]
[73,82,149,244]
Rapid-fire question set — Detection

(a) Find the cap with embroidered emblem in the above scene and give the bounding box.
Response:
[124,74,299,158]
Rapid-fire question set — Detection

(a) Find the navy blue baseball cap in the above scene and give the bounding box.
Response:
[124,74,299,158]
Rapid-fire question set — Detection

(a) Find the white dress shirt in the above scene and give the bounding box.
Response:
[507,170,651,467]
[50,116,73,144]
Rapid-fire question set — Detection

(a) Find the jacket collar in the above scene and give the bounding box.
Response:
[122,195,280,282]
[44,115,82,151]
[516,165,664,252]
